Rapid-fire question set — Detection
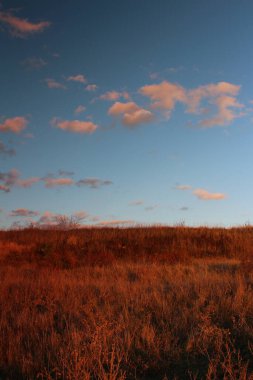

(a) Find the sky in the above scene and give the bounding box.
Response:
[1,0,253,228]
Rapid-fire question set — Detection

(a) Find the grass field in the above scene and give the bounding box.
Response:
[1,226,253,379]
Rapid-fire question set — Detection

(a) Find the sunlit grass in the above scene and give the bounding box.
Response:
[1,226,253,379]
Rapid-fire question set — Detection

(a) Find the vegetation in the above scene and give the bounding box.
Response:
[1,226,253,379]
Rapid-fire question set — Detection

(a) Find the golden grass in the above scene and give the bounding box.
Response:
[1,227,253,379]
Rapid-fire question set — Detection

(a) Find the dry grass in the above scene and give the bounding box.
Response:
[1,227,253,379]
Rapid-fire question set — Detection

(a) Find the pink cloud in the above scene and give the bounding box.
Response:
[0,11,50,37]
[86,84,97,91]
[38,211,58,226]
[0,117,28,133]
[67,75,87,84]
[139,80,243,127]
[18,177,40,188]
[186,82,241,115]
[139,81,187,112]
[108,102,139,116]
[74,105,86,115]
[193,188,226,200]
[0,169,39,192]
[108,101,154,127]
[43,177,74,188]
[72,211,89,221]
[52,119,98,134]
[200,95,244,128]
[97,219,134,226]
[0,184,10,193]
[9,208,39,217]
[123,109,154,126]
[45,79,66,89]
[100,91,130,101]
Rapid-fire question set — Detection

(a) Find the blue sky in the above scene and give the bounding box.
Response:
[1,0,253,228]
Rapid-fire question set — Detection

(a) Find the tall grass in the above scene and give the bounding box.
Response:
[1,226,253,379]
[1,226,253,267]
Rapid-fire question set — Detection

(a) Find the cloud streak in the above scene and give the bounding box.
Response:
[0,169,113,193]
[0,169,40,192]
[67,75,87,84]
[100,91,130,101]
[43,177,74,188]
[76,178,113,189]
[9,208,39,217]
[0,11,50,37]
[193,188,226,200]
[45,79,66,89]
[52,118,98,134]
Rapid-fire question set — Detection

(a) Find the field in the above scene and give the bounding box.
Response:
[1,226,253,379]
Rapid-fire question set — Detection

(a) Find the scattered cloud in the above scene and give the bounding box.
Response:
[96,219,134,226]
[176,184,192,191]
[76,178,113,189]
[200,95,243,128]
[43,177,74,188]
[176,183,226,201]
[45,78,66,89]
[86,84,97,91]
[0,169,39,192]
[37,211,59,226]
[139,80,244,127]
[0,140,15,156]
[52,118,98,134]
[149,72,159,80]
[0,169,112,193]
[67,74,87,84]
[0,169,20,190]
[58,169,75,177]
[108,101,154,127]
[74,105,86,115]
[18,177,40,188]
[34,211,91,228]
[145,205,158,211]
[0,116,28,133]
[0,184,10,193]
[100,91,130,101]
[22,57,47,70]
[193,188,226,200]
[72,211,89,221]
[9,208,39,217]
[129,200,144,206]
[139,81,187,112]
[0,10,50,37]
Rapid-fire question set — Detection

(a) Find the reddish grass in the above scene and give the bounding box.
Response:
[1,226,253,379]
